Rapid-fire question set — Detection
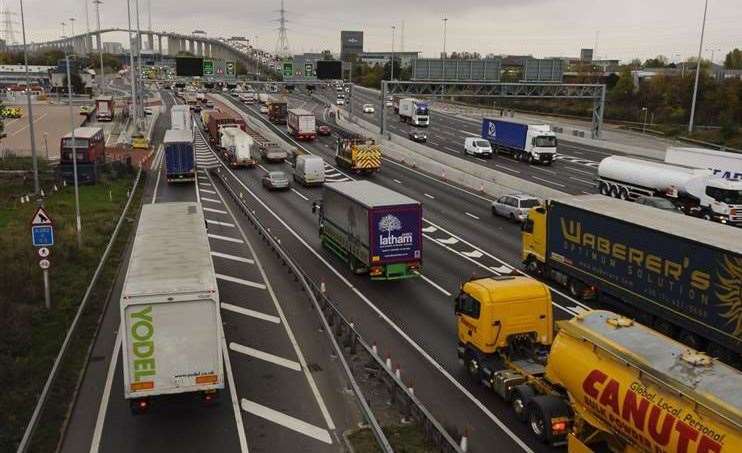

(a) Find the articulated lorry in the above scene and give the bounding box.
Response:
[220,127,256,168]
[268,101,288,125]
[95,96,114,121]
[170,104,193,131]
[455,275,742,450]
[207,111,246,145]
[335,136,381,174]
[163,129,195,182]
[522,194,742,364]
[597,156,742,225]
[287,108,316,140]
[665,147,742,181]
[314,181,422,280]
[481,118,557,164]
[121,202,223,414]
[398,98,430,127]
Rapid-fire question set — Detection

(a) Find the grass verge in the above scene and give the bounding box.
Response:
[348,424,437,453]
[0,158,143,452]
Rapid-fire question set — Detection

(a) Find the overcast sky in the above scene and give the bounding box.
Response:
[18,0,742,63]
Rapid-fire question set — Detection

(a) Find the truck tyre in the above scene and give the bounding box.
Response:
[619,188,629,200]
[527,395,571,444]
[528,154,535,164]
[599,182,611,196]
[464,350,481,383]
[511,385,535,422]
[610,185,620,198]
[568,278,585,299]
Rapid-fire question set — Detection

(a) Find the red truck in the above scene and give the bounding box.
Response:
[206,111,246,144]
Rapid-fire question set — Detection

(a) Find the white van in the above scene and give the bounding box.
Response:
[464,137,493,158]
[294,155,325,186]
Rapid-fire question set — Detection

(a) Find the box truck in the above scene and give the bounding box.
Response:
[455,275,742,450]
[220,127,256,167]
[163,129,195,182]
[268,101,288,124]
[522,194,742,364]
[314,180,422,280]
[121,202,223,414]
[287,108,317,140]
[95,96,114,121]
[207,111,246,144]
[598,156,742,225]
[665,147,742,181]
[481,118,557,164]
[293,154,325,186]
[170,104,192,131]
[398,98,429,127]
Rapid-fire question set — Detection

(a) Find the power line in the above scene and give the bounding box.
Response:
[275,0,290,57]
[1,2,19,45]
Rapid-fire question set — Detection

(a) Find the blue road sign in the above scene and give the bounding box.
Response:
[32,225,54,247]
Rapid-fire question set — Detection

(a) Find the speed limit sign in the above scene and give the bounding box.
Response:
[39,259,51,270]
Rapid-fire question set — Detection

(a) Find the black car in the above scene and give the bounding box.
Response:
[409,131,427,143]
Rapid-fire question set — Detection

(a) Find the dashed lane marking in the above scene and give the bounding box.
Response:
[291,188,309,201]
[569,176,596,186]
[216,273,267,289]
[416,273,452,297]
[208,233,245,244]
[200,188,217,194]
[465,212,480,220]
[531,176,565,188]
[221,303,281,324]
[495,164,521,174]
[424,193,435,199]
[230,343,301,371]
[459,129,478,136]
[207,219,235,227]
[203,207,228,214]
[393,179,402,184]
[241,399,332,445]
[211,251,254,264]
[201,197,223,203]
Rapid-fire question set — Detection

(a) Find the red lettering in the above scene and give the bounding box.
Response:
[583,369,608,399]
[648,405,674,446]
[622,390,650,431]
[599,379,621,415]
[674,421,699,453]
[697,435,722,453]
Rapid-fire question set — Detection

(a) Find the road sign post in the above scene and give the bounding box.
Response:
[31,207,54,309]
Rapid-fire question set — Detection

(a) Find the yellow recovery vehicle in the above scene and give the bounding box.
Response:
[335,135,381,175]
[455,276,741,451]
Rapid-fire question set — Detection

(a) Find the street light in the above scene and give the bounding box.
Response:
[64,50,82,247]
[442,17,448,97]
[93,0,105,96]
[688,0,709,134]
[61,21,66,39]
[83,0,91,53]
[641,107,649,134]
[69,17,75,37]
[126,0,139,132]
[19,0,40,195]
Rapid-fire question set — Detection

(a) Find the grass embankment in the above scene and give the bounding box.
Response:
[0,157,143,452]
[348,424,438,453]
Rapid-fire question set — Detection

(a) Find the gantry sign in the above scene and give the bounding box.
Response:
[379,81,607,139]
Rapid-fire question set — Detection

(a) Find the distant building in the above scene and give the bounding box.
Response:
[103,42,124,54]
[340,31,363,62]
[0,64,53,90]
[580,48,593,63]
[292,52,325,77]
[359,51,419,68]
[633,64,742,86]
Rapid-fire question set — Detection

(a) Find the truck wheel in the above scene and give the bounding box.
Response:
[599,182,611,196]
[610,186,620,198]
[619,188,629,200]
[568,279,585,299]
[527,396,571,444]
[528,154,535,164]
[525,258,543,276]
[511,385,535,422]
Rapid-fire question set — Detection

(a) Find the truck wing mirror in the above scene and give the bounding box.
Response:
[522,219,534,233]
[311,202,318,214]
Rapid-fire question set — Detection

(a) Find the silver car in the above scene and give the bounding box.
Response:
[491,194,542,222]
[262,171,290,190]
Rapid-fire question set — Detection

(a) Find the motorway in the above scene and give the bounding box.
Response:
[60,92,359,453]
[198,92,606,452]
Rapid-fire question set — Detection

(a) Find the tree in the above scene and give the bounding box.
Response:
[62,73,84,94]
[609,68,635,103]
[724,49,742,69]
[643,55,668,68]
[378,214,401,238]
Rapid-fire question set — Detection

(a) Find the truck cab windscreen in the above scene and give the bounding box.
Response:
[706,186,742,204]
[415,105,429,115]
[533,136,557,147]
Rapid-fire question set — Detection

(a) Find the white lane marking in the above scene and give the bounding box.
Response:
[216,273,267,289]
[437,237,459,245]
[200,188,217,194]
[222,339,250,453]
[569,176,596,186]
[462,250,484,258]
[581,191,593,195]
[211,251,254,264]
[382,158,493,203]
[207,219,236,227]
[421,225,438,233]
[494,164,521,174]
[444,146,460,154]
[529,166,557,175]
[200,182,213,187]
[531,176,566,188]
[475,157,488,162]
[241,399,332,445]
[205,164,337,432]
[230,343,301,371]
[212,144,534,451]
[258,164,269,172]
[88,327,121,453]
[291,188,309,201]
[222,302,281,324]
[209,233,245,244]
[490,265,513,274]
[203,207,228,214]
[459,129,478,136]
[564,166,595,176]
[465,212,480,220]
[10,112,48,136]
[151,144,165,204]
[417,273,452,297]
[424,193,435,199]
[393,178,402,184]
[201,197,223,203]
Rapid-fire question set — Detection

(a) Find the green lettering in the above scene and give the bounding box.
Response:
[133,340,154,358]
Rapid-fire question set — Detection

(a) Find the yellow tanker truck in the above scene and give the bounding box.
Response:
[455,276,741,452]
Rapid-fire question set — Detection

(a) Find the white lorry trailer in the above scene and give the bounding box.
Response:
[121,202,223,414]
[220,127,257,167]
[398,98,430,127]
[597,155,742,225]
[170,105,193,131]
[287,108,317,140]
[665,146,742,181]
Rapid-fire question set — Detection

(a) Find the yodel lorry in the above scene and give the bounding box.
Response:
[455,276,742,451]
[598,156,742,225]
[481,118,557,164]
[313,180,422,280]
[522,194,742,365]
[398,98,430,127]
[121,202,223,414]
[219,127,257,168]
[335,135,381,175]
[163,129,195,182]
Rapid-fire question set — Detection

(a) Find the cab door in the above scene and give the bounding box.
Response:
[455,292,482,347]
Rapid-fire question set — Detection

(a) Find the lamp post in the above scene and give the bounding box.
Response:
[688,0,709,134]
[19,0,40,195]
[65,51,82,247]
[390,25,395,81]
[135,0,144,128]
[126,0,138,132]
[69,17,75,37]
[93,0,105,96]
[442,17,448,97]
[641,107,649,134]
[83,0,91,53]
